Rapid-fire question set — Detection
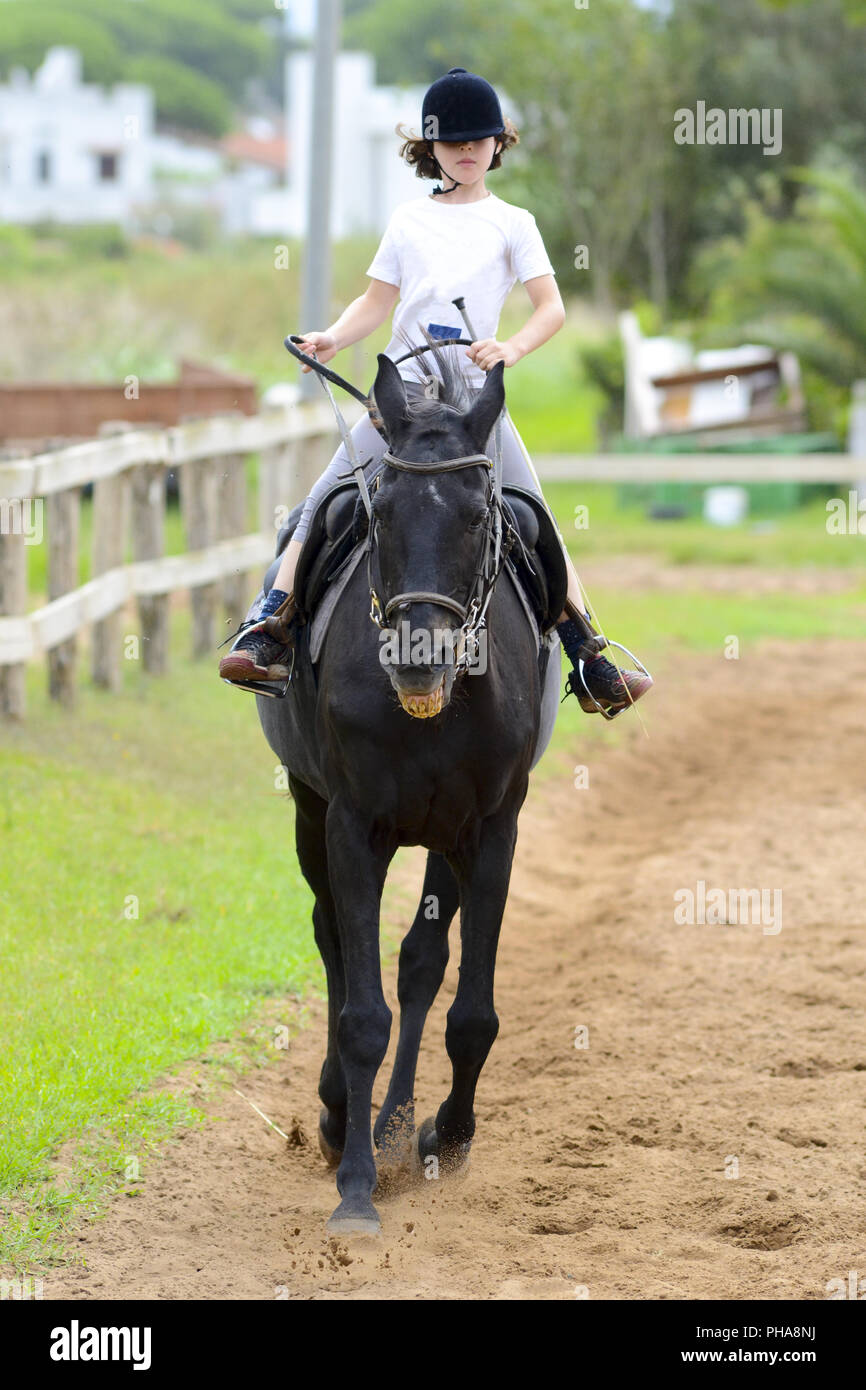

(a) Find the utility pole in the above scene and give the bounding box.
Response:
[300,0,341,400]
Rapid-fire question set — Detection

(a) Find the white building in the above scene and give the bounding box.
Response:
[0,48,154,226]
[284,50,425,238]
[0,44,428,238]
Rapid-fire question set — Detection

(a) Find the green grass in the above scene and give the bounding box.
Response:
[1,229,604,451]
[538,574,866,777]
[545,483,866,569]
[535,492,866,775]
[0,608,323,1270]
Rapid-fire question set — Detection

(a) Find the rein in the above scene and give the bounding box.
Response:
[283,332,513,674]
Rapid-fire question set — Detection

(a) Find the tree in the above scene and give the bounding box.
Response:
[696,168,866,391]
[126,57,232,138]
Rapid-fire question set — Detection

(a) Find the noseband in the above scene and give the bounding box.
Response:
[367,450,513,672]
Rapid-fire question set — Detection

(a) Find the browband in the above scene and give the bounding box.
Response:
[383,451,491,474]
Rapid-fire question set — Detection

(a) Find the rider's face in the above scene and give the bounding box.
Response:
[431,137,499,186]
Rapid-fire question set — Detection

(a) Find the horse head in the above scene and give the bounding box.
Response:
[368,352,505,719]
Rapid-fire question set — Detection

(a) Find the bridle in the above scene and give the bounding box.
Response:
[367,449,515,673]
[283,331,516,675]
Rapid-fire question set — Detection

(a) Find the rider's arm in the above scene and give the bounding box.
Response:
[297,280,399,363]
[467,275,565,371]
[506,274,565,361]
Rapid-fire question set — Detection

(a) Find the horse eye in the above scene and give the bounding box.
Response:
[468,509,488,531]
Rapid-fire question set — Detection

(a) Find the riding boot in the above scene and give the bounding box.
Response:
[556,598,653,717]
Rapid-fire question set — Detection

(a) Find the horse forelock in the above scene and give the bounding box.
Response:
[395,327,476,417]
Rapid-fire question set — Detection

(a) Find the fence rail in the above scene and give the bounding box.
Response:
[2,410,863,721]
[533,453,866,483]
[0,400,356,719]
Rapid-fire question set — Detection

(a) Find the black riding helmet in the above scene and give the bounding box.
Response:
[422,66,505,142]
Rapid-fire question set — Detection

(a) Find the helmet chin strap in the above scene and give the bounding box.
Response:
[431,165,461,197]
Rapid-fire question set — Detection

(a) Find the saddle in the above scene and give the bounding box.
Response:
[261,479,568,655]
[266,480,370,622]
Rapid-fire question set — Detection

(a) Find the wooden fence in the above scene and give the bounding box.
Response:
[0,401,357,720]
[1,412,862,721]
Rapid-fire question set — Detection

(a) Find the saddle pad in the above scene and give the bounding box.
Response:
[309,541,368,664]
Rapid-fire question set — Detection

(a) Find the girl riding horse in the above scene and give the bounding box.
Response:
[220,66,652,718]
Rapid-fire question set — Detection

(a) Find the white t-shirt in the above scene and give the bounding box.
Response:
[366,193,556,386]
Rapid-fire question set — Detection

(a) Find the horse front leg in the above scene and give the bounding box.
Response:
[289,776,346,1166]
[418,810,518,1175]
[325,797,393,1234]
[374,851,459,1160]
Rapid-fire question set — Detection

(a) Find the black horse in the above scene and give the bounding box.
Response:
[257,352,559,1234]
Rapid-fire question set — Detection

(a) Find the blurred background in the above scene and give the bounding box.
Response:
[0,0,864,448]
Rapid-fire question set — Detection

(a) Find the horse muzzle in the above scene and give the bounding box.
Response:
[390,664,454,719]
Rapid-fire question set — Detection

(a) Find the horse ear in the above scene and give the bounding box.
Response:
[463,361,505,453]
[370,354,408,441]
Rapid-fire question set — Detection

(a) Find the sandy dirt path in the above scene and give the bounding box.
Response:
[48,634,866,1300]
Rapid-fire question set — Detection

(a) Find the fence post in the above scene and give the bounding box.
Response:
[217,451,249,632]
[92,425,131,691]
[131,461,169,675]
[849,380,866,504]
[0,463,28,719]
[258,443,280,540]
[47,487,80,707]
[181,455,219,659]
[298,426,336,500]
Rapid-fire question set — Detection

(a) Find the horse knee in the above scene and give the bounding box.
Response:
[444,1004,499,1065]
[318,1057,345,1112]
[337,1001,392,1072]
[397,930,449,1007]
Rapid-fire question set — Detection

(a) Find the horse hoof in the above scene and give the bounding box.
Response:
[414,1117,472,1178]
[326,1199,382,1237]
[317,1109,343,1170]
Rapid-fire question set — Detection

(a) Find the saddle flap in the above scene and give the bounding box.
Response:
[501,485,568,632]
[293,480,361,618]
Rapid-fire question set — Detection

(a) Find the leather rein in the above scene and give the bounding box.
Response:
[284,334,515,673]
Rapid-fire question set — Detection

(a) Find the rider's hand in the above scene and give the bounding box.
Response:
[296,331,338,372]
[466,338,522,371]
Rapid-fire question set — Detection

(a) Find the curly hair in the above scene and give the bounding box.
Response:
[396,117,520,181]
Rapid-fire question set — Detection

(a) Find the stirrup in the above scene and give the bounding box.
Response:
[563,640,652,721]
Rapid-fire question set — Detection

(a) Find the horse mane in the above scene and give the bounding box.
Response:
[394,325,476,418]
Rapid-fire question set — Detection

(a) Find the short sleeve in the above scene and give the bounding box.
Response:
[366,216,401,288]
[510,211,556,283]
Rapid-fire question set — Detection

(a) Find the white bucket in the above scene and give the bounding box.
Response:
[703,485,748,526]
